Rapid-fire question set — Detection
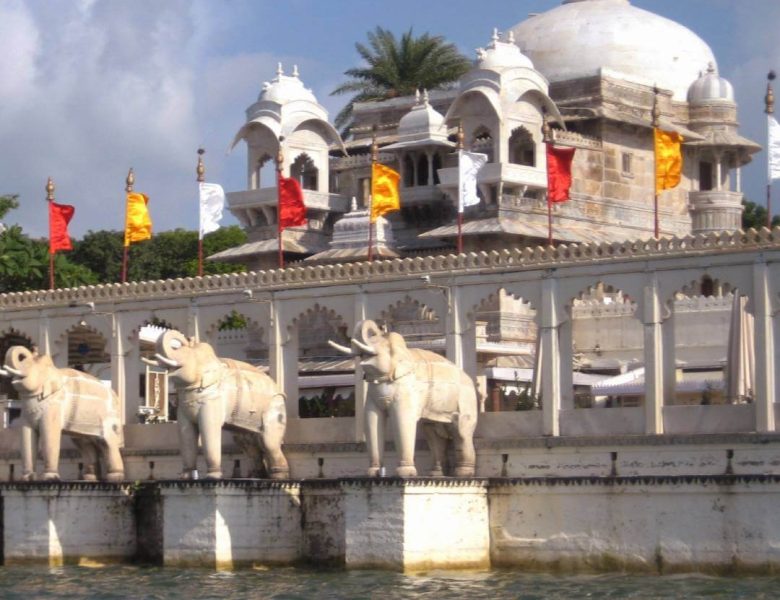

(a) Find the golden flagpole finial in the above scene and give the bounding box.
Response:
[652,86,661,128]
[541,109,552,144]
[46,177,55,201]
[766,71,776,115]
[371,125,378,163]
[456,121,465,151]
[276,136,285,172]
[126,168,135,193]
[197,148,205,183]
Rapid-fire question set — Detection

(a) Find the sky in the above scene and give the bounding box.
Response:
[0,0,777,238]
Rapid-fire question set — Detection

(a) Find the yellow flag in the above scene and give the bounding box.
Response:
[370,162,400,223]
[124,192,152,246]
[654,128,683,193]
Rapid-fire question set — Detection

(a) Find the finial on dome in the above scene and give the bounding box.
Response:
[767,71,776,115]
[422,89,430,105]
[292,64,299,78]
[415,89,421,104]
[491,28,499,44]
[507,31,515,44]
[276,62,283,77]
[706,62,715,74]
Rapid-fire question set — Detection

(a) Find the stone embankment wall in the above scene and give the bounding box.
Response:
[1,476,779,573]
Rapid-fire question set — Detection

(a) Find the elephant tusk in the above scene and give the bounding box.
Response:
[0,368,7,377]
[352,339,377,356]
[2,366,21,377]
[327,340,355,355]
[140,357,160,367]
[154,354,181,369]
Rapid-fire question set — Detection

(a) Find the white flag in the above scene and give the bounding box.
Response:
[458,150,488,212]
[769,115,780,181]
[199,182,225,239]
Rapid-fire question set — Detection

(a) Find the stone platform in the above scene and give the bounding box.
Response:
[0,475,779,573]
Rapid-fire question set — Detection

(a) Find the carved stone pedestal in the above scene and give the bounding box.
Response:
[342,478,490,571]
[1,482,135,566]
[157,481,302,569]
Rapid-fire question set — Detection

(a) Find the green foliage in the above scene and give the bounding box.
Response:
[332,26,471,134]
[742,198,780,230]
[218,310,248,331]
[70,230,125,283]
[0,195,20,221]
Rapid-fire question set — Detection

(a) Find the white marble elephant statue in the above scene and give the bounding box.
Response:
[0,346,124,482]
[329,320,477,478]
[143,329,289,480]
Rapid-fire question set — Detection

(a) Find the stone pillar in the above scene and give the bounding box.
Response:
[559,318,574,410]
[753,262,776,432]
[157,481,302,568]
[643,276,665,434]
[540,274,563,436]
[2,482,135,566]
[270,299,299,418]
[445,286,473,374]
[342,479,489,571]
[426,151,434,186]
[353,292,367,441]
[736,166,742,193]
[111,312,128,425]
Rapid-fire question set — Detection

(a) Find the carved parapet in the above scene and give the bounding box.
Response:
[2,228,780,310]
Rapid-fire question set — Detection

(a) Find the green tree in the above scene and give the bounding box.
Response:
[742,198,780,230]
[0,194,20,221]
[70,230,125,283]
[184,225,249,277]
[331,26,471,134]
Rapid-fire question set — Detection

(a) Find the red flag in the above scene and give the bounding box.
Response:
[546,144,576,203]
[278,174,306,230]
[49,201,75,253]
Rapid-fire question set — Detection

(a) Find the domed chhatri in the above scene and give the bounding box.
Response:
[510,0,716,100]
[395,90,448,143]
[688,63,735,104]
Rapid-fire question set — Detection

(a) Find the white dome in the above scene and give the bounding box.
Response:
[688,64,735,104]
[510,0,716,101]
[476,30,534,71]
[397,90,446,138]
[258,64,317,105]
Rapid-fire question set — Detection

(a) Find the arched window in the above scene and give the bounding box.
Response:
[254,154,274,190]
[432,153,442,185]
[416,154,429,186]
[291,154,318,191]
[509,127,535,167]
[472,127,494,162]
[404,155,415,187]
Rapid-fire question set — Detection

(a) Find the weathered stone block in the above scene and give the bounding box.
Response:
[342,478,490,571]
[2,482,135,566]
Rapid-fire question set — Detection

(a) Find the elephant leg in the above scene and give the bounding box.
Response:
[101,430,125,482]
[389,396,418,478]
[40,403,62,481]
[259,396,289,479]
[21,425,37,481]
[422,422,447,477]
[198,401,224,479]
[73,439,98,481]
[178,415,198,479]
[453,414,476,478]
[364,399,385,477]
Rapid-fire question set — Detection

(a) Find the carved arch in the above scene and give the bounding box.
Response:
[290,304,349,360]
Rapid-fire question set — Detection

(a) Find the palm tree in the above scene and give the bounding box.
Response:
[332,27,471,135]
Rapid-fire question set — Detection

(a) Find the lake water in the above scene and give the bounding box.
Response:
[1,566,778,599]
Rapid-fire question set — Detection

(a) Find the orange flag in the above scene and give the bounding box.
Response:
[370,162,400,223]
[654,128,683,192]
[49,201,75,253]
[124,192,152,246]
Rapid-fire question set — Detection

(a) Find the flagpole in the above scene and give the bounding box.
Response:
[766,72,776,229]
[196,148,206,276]
[652,87,661,240]
[121,168,134,283]
[368,126,377,262]
[276,136,285,269]
[542,114,554,246]
[47,177,55,290]
[456,122,464,254]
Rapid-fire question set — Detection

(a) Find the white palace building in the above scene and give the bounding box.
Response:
[0,0,779,572]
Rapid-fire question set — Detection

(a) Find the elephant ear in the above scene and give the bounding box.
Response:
[359,320,383,349]
[388,332,414,380]
[159,329,188,358]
